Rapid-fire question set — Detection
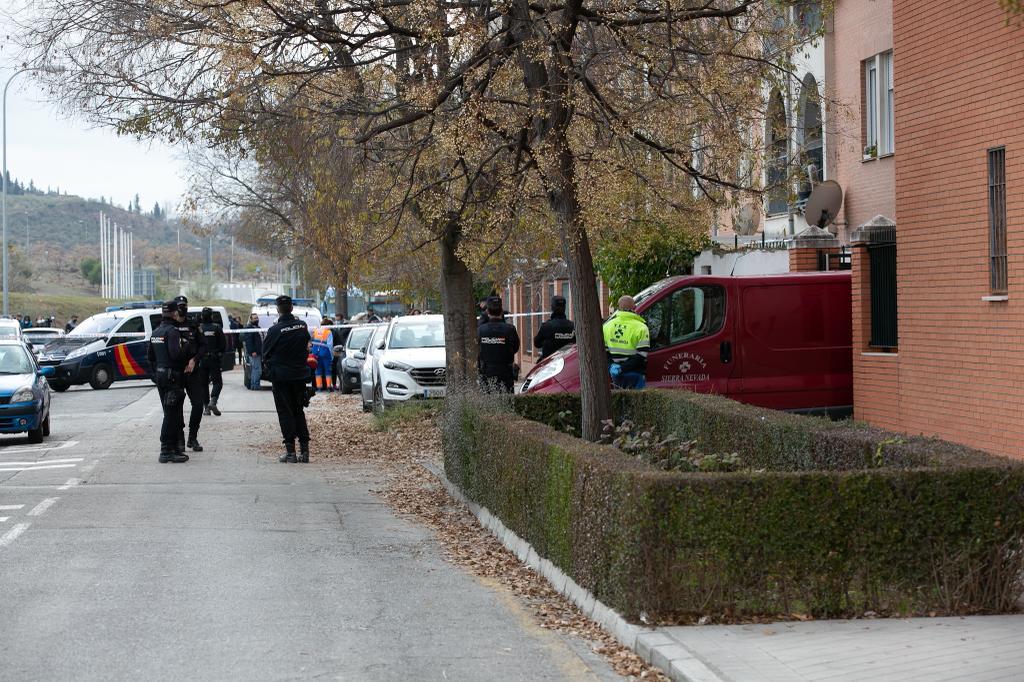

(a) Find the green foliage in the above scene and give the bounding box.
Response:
[373,400,439,432]
[599,419,742,472]
[444,390,1024,622]
[594,221,712,302]
[80,258,102,286]
[2,245,34,292]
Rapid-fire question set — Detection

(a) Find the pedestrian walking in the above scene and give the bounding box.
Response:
[200,307,226,416]
[478,296,520,393]
[147,301,189,463]
[533,295,575,359]
[311,318,335,392]
[262,295,312,463]
[243,312,264,390]
[173,295,208,452]
[603,295,650,389]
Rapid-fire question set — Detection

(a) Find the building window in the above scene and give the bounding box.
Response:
[864,51,894,158]
[766,90,788,215]
[867,227,898,349]
[989,147,1007,295]
[798,74,823,201]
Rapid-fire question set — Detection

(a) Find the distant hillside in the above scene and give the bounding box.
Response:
[4,193,202,250]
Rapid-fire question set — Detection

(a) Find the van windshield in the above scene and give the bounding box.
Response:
[69,316,121,337]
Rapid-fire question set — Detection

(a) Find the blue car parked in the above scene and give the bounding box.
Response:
[0,340,53,443]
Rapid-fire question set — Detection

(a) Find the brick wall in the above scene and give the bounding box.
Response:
[868,0,1024,458]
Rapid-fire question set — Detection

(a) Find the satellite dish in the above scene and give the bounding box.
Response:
[734,204,758,236]
[803,180,843,228]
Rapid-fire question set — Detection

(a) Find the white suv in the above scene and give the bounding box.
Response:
[361,315,446,411]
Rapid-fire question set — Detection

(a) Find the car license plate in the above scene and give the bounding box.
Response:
[423,387,446,399]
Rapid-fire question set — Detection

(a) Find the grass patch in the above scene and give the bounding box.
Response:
[373,400,440,432]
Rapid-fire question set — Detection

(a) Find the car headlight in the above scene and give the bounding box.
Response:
[65,345,91,360]
[528,357,564,387]
[10,386,35,403]
[382,360,413,372]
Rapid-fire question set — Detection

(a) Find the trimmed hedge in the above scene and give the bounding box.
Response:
[444,390,1024,622]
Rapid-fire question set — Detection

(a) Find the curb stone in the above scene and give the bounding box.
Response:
[422,461,724,682]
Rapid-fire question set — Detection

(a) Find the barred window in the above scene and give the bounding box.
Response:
[988,147,1007,295]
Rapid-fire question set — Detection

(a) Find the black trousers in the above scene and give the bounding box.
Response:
[157,385,185,448]
[480,367,514,393]
[207,364,223,402]
[331,356,340,387]
[272,380,310,446]
[185,368,209,437]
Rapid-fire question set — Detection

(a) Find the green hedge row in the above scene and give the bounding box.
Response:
[444,390,1024,621]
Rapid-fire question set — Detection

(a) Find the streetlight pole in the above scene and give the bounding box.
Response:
[3,64,65,317]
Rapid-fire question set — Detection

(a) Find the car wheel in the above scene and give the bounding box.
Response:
[361,398,372,413]
[42,415,51,437]
[88,363,114,390]
[27,424,44,444]
[341,372,353,395]
[48,379,70,392]
[372,383,386,413]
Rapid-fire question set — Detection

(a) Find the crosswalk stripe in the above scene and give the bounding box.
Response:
[0,458,84,466]
[0,523,29,547]
[0,504,25,510]
[0,464,79,473]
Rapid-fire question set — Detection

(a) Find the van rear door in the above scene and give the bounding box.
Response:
[643,283,736,394]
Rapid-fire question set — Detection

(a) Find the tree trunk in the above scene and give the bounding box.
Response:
[334,268,349,319]
[439,222,478,391]
[550,153,613,441]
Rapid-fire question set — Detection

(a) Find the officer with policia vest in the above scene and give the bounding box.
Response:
[533,295,575,359]
[478,296,520,393]
[173,295,207,453]
[262,295,313,463]
[603,295,650,389]
[147,301,189,463]
[200,307,226,416]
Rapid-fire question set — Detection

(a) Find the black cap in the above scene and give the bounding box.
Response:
[486,296,502,314]
[161,300,177,314]
[275,295,293,306]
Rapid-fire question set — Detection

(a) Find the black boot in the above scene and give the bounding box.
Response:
[187,432,204,452]
[279,443,297,463]
[159,445,173,463]
[210,399,221,416]
[203,403,212,416]
[298,443,310,464]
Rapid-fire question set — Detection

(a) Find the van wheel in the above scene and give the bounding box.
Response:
[42,415,51,437]
[89,363,114,390]
[48,380,70,392]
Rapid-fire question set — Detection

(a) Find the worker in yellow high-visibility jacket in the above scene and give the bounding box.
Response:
[602,295,650,389]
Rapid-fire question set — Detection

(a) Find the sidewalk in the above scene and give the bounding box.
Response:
[650,615,1024,681]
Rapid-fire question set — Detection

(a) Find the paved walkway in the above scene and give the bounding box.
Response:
[654,615,1024,681]
[0,381,617,680]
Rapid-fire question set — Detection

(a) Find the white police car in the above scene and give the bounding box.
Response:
[0,339,53,442]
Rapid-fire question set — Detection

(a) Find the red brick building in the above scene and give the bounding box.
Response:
[852,1,1024,457]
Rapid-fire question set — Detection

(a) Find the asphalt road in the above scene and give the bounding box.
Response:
[0,378,616,681]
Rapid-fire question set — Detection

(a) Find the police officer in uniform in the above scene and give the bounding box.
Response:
[262,295,313,463]
[200,307,226,416]
[533,295,575,359]
[478,296,520,393]
[147,301,189,463]
[173,295,207,452]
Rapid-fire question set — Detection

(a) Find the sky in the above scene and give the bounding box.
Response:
[0,44,189,213]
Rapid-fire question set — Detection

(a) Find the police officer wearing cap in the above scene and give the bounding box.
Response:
[172,295,208,452]
[262,295,313,463]
[147,301,189,463]
[533,295,575,359]
[478,296,520,393]
[199,307,226,416]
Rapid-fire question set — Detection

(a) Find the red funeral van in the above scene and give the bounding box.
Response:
[521,272,853,416]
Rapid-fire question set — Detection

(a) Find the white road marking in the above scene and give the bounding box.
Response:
[0,440,79,455]
[0,504,25,510]
[0,458,83,466]
[0,522,29,547]
[0,516,8,522]
[57,478,82,490]
[0,464,79,473]
[27,498,59,516]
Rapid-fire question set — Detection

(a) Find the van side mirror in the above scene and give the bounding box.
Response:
[354,351,366,360]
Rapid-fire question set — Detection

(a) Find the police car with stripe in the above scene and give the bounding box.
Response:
[38,305,234,391]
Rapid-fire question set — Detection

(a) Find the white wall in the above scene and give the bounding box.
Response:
[692,249,790,276]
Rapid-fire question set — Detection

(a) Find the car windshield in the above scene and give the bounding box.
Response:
[69,315,121,337]
[346,326,374,350]
[388,319,445,349]
[0,345,34,374]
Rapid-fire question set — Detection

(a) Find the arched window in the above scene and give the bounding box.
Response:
[766,90,788,215]
[798,74,823,197]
